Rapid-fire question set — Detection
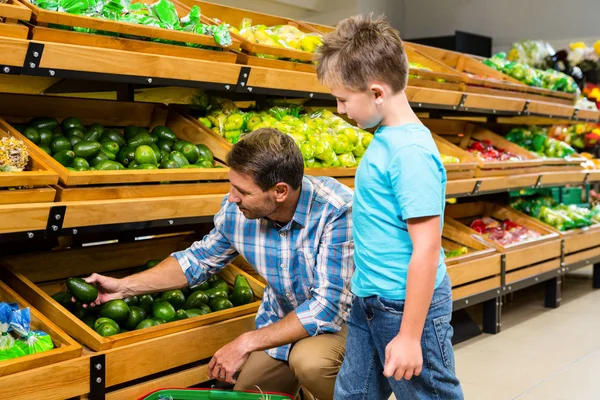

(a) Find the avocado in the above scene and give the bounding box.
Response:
[134,145,157,165]
[128,132,153,149]
[138,294,154,315]
[230,286,254,306]
[93,317,119,331]
[102,140,120,155]
[152,300,176,322]
[169,151,189,167]
[123,295,139,307]
[38,128,53,146]
[67,277,98,303]
[196,144,214,164]
[124,125,141,142]
[184,306,211,318]
[95,322,120,337]
[135,319,159,330]
[160,290,186,310]
[99,299,130,323]
[183,290,209,310]
[52,291,74,310]
[209,278,229,292]
[23,126,40,145]
[82,315,97,329]
[50,136,72,154]
[61,117,84,133]
[151,126,177,142]
[209,297,233,312]
[73,141,101,160]
[28,117,59,132]
[204,287,228,301]
[174,309,189,321]
[100,129,126,147]
[124,306,146,331]
[173,140,193,153]
[72,157,90,170]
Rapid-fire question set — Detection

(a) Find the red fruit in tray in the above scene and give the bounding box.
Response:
[470,141,485,152]
[470,219,488,234]
[503,219,520,230]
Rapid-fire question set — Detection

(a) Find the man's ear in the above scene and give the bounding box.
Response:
[370,83,386,105]
[272,182,291,203]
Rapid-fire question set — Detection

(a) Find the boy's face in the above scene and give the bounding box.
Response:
[329,83,384,129]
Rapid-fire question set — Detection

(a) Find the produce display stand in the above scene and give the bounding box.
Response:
[406,42,578,106]
[1,8,600,399]
[0,277,82,377]
[433,133,478,179]
[446,203,562,285]
[0,0,30,39]
[179,0,320,71]
[0,116,58,205]
[405,46,467,92]
[423,119,549,176]
[443,217,501,301]
[18,0,241,50]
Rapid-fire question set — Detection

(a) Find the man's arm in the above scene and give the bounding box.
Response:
[383,216,440,380]
[82,198,239,307]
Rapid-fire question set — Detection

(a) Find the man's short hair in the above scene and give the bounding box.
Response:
[226,128,304,191]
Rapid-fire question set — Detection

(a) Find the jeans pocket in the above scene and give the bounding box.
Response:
[433,314,455,372]
[372,296,404,315]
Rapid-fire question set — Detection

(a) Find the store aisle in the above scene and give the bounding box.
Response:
[454,266,600,400]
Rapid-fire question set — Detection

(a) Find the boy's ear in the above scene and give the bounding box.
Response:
[370,83,385,105]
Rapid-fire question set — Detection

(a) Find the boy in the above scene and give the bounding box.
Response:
[316,14,463,399]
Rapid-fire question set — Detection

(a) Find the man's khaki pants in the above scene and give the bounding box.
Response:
[234,326,347,400]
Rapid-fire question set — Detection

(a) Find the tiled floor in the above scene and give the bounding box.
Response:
[454,266,600,400]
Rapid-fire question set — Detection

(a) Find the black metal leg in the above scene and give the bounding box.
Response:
[594,264,600,289]
[482,297,501,334]
[544,277,562,308]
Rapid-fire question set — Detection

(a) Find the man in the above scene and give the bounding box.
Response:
[82,128,354,399]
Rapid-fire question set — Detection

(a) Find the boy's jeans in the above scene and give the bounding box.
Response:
[335,274,464,399]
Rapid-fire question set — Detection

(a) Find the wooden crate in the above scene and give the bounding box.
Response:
[405,45,466,92]
[446,202,561,271]
[0,277,82,377]
[0,93,230,187]
[423,119,547,177]
[443,216,501,288]
[0,0,30,39]
[173,110,358,178]
[0,118,58,204]
[2,235,265,352]
[406,42,578,106]
[17,0,239,50]
[27,24,239,63]
[178,0,320,69]
[433,133,478,179]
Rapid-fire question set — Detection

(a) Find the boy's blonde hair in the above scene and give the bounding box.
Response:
[316,14,409,94]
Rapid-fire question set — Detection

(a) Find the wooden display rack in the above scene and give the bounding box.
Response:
[405,46,467,92]
[0,0,30,39]
[406,42,578,106]
[172,109,359,179]
[433,133,478,179]
[2,235,265,352]
[0,277,82,377]
[0,94,231,192]
[179,0,320,72]
[443,217,502,300]
[0,120,58,204]
[446,202,562,283]
[423,119,548,176]
[18,0,240,50]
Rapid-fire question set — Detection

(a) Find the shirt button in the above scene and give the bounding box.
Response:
[280,263,286,268]
[280,231,286,237]
[286,293,292,298]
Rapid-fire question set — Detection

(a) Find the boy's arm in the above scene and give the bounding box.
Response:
[383,215,440,380]
[384,143,445,381]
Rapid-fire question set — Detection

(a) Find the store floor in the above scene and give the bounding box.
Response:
[389,266,598,400]
[451,266,599,400]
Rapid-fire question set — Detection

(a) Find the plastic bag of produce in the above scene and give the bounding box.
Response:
[149,0,179,29]
[34,0,59,11]
[57,0,90,14]
[0,303,26,361]
[179,4,200,30]
[206,24,232,47]
[539,206,575,231]
[16,331,54,356]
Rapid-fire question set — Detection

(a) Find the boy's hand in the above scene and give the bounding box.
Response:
[383,334,423,381]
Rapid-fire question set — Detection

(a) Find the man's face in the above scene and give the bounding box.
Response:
[228,169,278,220]
[329,83,384,129]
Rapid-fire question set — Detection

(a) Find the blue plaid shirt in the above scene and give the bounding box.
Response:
[172,176,354,361]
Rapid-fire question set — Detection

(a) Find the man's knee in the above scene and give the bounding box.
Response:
[288,336,345,382]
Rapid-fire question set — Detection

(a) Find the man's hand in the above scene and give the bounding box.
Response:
[73,273,129,308]
[383,334,423,381]
[208,334,252,384]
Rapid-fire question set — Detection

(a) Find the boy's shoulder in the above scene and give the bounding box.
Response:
[376,123,437,156]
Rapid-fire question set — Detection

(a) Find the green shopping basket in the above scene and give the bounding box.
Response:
[138,388,294,400]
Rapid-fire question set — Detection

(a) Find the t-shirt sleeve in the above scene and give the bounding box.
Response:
[388,145,444,220]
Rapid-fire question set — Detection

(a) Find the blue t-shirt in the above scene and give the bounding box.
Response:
[352,123,447,300]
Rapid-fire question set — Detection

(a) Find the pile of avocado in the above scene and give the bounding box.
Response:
[18,117,217,171]
[52,263,254,337]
